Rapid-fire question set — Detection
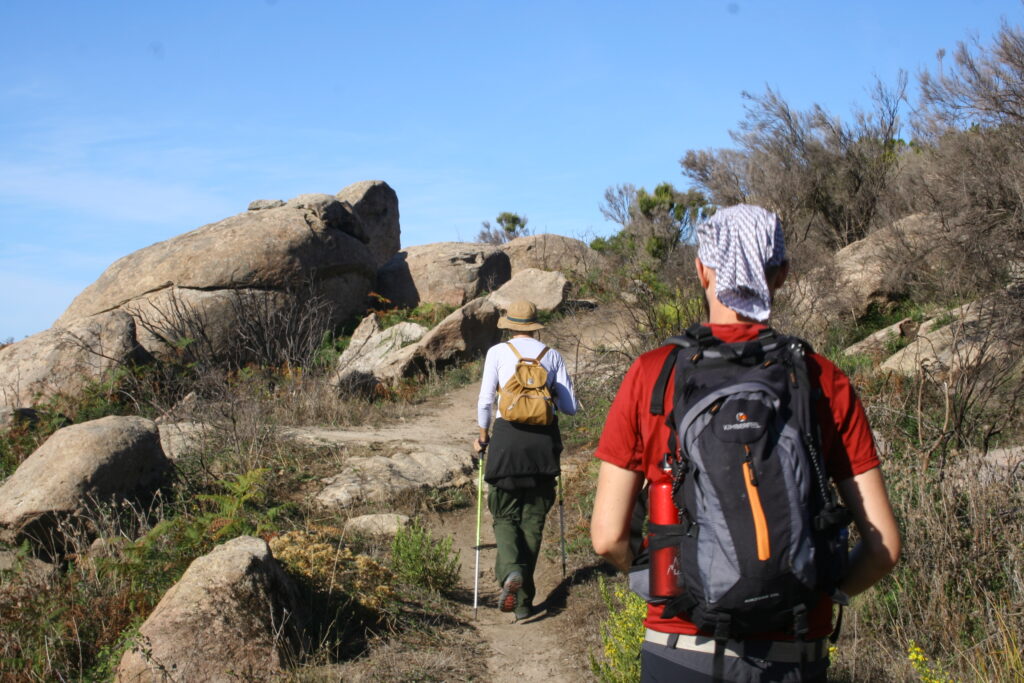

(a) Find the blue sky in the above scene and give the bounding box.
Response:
[1,0,1020,340]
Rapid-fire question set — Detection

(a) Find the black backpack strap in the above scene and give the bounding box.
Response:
[649,348,680,416]
[628,483,650,561]
[649,329,705,416]
[711,615,732,683]
[712,640,726,683]
[784,338,837,508]
[831,604,845,644]
[686,322,715,345]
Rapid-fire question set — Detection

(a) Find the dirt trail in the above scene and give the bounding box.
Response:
[373,379,592,682]
[440,446,593,683]
[296,311,625,681]
[418,312,628,681]
[283,376,593,681]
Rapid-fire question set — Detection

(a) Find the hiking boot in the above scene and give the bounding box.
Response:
[514,602,533,621]
[498,571,522,613]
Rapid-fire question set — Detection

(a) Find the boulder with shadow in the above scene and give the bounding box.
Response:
[116,536,307,682]
[375,242,511,308]
[0,415,171,553]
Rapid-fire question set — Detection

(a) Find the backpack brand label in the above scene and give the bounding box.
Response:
[723,421,762,431]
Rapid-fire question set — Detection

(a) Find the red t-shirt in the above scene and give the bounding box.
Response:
[594,323,880,639]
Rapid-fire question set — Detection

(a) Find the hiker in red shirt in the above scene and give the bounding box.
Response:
[590,204,901,682]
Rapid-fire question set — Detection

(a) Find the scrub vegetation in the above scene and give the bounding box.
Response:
[582,17,1024,683]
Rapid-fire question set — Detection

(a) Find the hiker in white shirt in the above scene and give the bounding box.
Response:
[473,299,578,620]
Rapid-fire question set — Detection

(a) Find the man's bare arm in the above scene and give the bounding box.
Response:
[591,460,644,573]
[836,466,902,596]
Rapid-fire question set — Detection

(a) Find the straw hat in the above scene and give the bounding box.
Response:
[497,300,544,331]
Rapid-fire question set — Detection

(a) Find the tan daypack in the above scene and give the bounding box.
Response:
[498,342,555,426]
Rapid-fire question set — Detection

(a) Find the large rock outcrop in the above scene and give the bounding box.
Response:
[0,310,145,410]
[499,233,603,275]
[375,242,511,308]
[336,180,401,268]
[55,183,400,360]
[0,416,171,550]
[116,536,306,682]
[783,213,944,338]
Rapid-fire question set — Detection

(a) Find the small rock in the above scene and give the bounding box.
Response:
[156,421,212,460]
[345,513,411,537]
[88,535,129,559]
[488,268,569,313]
[0,549,56,581]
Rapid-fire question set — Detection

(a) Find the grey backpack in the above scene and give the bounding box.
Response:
[644,325,851,641]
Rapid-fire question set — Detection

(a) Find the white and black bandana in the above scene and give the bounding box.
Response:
[696,204,786,322]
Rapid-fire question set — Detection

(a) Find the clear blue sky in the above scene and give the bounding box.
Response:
[1,0,1019,340]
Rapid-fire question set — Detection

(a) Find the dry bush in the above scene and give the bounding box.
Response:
[681,74,908,251]
[904,21,1024,299]
[832,451,1024,682]
[828,305,1024,680]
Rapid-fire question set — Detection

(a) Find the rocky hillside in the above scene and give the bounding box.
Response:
[1,182,1021,681]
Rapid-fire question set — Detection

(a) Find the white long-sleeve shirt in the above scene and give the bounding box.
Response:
[477,337,579,429]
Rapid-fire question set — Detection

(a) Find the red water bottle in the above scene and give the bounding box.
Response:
[649,476,682,598]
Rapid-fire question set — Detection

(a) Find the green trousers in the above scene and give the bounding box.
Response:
[488,477,557,607]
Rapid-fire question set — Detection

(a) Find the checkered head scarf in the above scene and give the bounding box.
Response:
[696,204,786,322]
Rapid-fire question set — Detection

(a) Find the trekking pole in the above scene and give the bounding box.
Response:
[558,475,567,580]
[473,443,487,620]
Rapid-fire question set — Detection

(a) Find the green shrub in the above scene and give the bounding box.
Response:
[0,413,61,480]
[311,329,351,369]
[389,519,460,593]
[590,575,646,683]
[378,302,457,330]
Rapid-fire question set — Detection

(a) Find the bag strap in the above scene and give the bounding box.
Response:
[649,348,680,416]
[649,325,710,416]
[505,341,523,360]
[506,341,549,364]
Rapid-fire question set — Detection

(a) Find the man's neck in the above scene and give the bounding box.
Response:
[706,297,762,325]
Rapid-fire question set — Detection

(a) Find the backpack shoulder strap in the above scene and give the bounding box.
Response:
[535,345,550,362]
[649,326,708,416]
[649,349,679,416]
[505,341,524,360]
